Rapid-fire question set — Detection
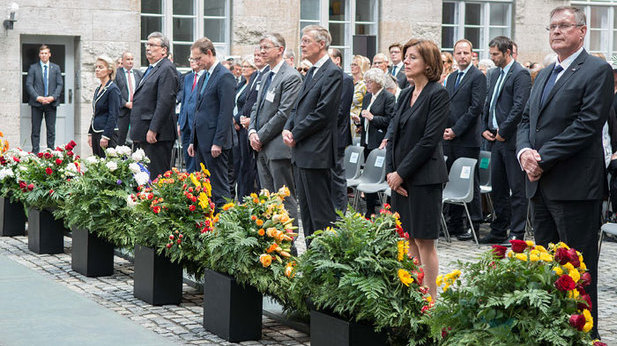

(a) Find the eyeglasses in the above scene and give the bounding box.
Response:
[545,23,583,31]
[259,45,278,51]
[298,67,310,72]
[145,42,162,48]
[188,58,196,62]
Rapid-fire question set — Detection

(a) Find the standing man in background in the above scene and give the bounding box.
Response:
[177,54,204,173]
[115,52,142,147]
[388,43,409,89]
[26,44,63,153]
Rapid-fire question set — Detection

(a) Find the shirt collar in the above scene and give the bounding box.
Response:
[458,63,472,75]
[149,57,165,68]
[372,87,383,99]
[501,59,515,75]
[40,61,49,68]
[270,60,285,74]
[207,59,219,75]
[313,54,330,70]
[195,69,205,77]
[556,46,584,72]
[395,62,403,69]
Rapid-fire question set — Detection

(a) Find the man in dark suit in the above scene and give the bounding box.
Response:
[114,52,142,147]
[328,48,353,213]
[443,39,487,241]
[130,32,179,180]
[518,7,612,337]
[283,25,343,243]
[177,56,204,173]
[249,33,302,223]
[25,44,63,153]
[388,43,409,90]
[479,36,531,244]
[187,37,235,210]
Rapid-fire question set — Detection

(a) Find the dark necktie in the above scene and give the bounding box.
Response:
[489,69,505,129]
[391,66,397,76]
[454,71,463,90]
[302,67,316,91]
[141,65,153,83]
[256,71,275,129]
[43,65,48,97]
[199,71,211,95]
[540,65,564,107]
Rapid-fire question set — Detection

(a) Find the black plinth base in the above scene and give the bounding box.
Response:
[0,197,26,236]
[309,309,387,346]
[27,208,65,254]
[71,227,114,277]
[133,244,183,305]
[203,269,262,342]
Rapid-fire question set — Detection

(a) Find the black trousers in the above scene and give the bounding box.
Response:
[31,105,56,153]
[116,112,130,147]
[331,147,348,214]
[363,148,379,217]
[140,140,173,181]
[236,127,259,198]
[489,141,528,238]
[295,166,336,245]
[91,131,118,158]
[195,144,231,212]
[531,192,601,335]
[443,144,482,232]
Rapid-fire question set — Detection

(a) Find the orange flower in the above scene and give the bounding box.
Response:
[285,262,296,278]
[256,219,264,226]
[258,228,265,236]
[251,215,257,221]
[266,243,279,253]
[259,254,272,267]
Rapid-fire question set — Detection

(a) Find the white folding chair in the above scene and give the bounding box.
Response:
[442,157,479,244]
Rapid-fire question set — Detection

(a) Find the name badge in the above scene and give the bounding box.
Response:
[265,91,275,103]
[256,84,260,91]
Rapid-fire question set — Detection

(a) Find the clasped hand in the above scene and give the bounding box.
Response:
[386,172,408,197]
[519,149,543,182]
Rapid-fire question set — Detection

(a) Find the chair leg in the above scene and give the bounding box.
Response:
[351,188,359,211]
[463,202,479,245]
[598,228,604,259]
[441,205,451,243]
[525,202,533,238]
[486,193,496,221]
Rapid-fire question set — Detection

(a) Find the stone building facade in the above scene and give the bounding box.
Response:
[0,0,608,156]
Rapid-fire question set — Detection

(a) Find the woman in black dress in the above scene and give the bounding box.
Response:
[89,55,121,157]
[386,39,449,298]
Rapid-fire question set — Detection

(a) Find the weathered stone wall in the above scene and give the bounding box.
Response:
[380,0,443,54]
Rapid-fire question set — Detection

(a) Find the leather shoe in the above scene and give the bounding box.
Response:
[479,234,507,244]
[456,230,474,241]
[502,234,524,246]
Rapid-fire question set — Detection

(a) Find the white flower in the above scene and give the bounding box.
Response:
[126,194,137,208]
[106,161,118,172]
[134,172,150,186]
[0,168,14,180]
[105,147,118,157]
[66,162,79,174]
[52,150,63,157]
[131,149,146,162]
[86,156,98,164]
[129,162,141,174]
[116,146,132,156]
[19,165,27,171]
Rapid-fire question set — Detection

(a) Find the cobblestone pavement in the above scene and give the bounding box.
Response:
[1,225,616,345]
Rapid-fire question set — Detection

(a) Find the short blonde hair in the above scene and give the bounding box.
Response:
[96,55,116,80]
[301,25,332,49]
[352,55,371,75]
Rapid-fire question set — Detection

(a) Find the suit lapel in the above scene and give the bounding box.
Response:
[540,51,587,113]
[400,84,429,128]
[297,59,331,103]
[197,64,222,107]
[134,60,164,94]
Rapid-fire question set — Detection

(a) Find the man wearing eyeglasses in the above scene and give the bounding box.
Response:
[177,56,204,173]
[130,32,179,180]
[115,52,142,147]
[518,7,613,338]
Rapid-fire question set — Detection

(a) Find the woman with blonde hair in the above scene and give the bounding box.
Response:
[440,51,454,85]
[350,55,370,134]
[89,55,121,157]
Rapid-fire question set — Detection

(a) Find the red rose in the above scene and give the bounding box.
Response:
[593,341,608,346]
[415,269,425,285]
[510,239,528,253]
[55,159,62,165]
[65,140,76,150]
[492,245,507,259]
[555,274,576,291]
[569,314,585,331]
[166,243,172,249]
[579,272,592,287]
[44,152,52,159]
[176,239,181,244]
[189,205,196,211]
[45,167,53,175]
[554,247,569,265]
[19,181,26,189]
[67,151,74,157]
[13,156,20,162]
[169,235,174,240]
[441,327,451,338]
[37,153,44,158]
[578,294,592,311]
[566,248,580,268]
[421,305,430,314]
[27,183,34,191]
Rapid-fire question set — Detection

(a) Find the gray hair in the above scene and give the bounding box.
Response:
[543,53,558,67]
[284,49,295,59]
[550,6,586,26]
[364,68,386,88]
[478,58,495,70]
[96,55,117,80]
[383,74,397,91]
[147,32,170,55]
[261,33,286,50]
[301,25,332,49]
[242,55,256,69]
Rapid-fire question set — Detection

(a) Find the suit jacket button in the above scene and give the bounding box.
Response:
[535,128,539,132]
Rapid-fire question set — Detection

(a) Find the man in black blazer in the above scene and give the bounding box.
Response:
[479,36,531,244]
[114,52,142,147]
[130,32,179,180]
[388,43,409,90]
[283,25,342,243]
[187,37,235,211]
[25,45,63,153]
[518,7,612,337]
[329,48,354,213]
[443,39,487,241]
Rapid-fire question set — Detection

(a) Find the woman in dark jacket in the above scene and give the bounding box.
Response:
[386,39,449,299]
[352,67,395,216]
[89,55,121,157]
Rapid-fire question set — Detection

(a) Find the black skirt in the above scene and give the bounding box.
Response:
[391,183,442,240]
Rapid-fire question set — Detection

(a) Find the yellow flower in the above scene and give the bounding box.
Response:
[278,186,291,198]
[583,309,593,333]
[200,162,210,177]
[397,240,409,262]
[563,262,574,271]
[398,269,413,286]
[515,253,528,262]
[507,251,514,258]
[525,240,535,247]
[222,202,235,211]
[285,262,296,278]
[567,288,580,299]
[535,245,548,253]
[198,192,209,210]
[189,173,201,188]
[540,252,553,262]
[553,266,563,275]
[556,242,569,249]
[259,254,273,267]
[580,260,587,271]
[569,268,580,283]
[529,249,540,262]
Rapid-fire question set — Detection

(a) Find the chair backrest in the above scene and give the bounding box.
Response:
[444,157,477,203]
[344,145,365,180]
[352,136,361,147]
[478,150,491,187]
[358,148,387,184]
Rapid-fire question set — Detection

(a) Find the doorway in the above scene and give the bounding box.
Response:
[20,35,76,151]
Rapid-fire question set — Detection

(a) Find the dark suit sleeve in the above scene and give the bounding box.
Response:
[258,74,302,145]
[371,92,395,130]
[451,71,486,137]
[537,63,614,172]
[291,67,343,143]
[149,65,179,134]
[337,76,354,131]
[498,69,531,140]
[214,73,236,147]
[104,87,121,138]
[51,64,63,100]
[115,73,129,106]
[25,64,38,100]
[396,88,449,180]
[516,94,533,153]
[482,71,495,132]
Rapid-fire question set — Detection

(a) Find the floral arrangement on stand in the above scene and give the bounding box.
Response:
[291,205,432,345]
[0,147,31,200]
[55,147,150,248]
[200,187,298,308]
[130,164,215,279]
[425,240,602,346]
[10,140,80,210]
